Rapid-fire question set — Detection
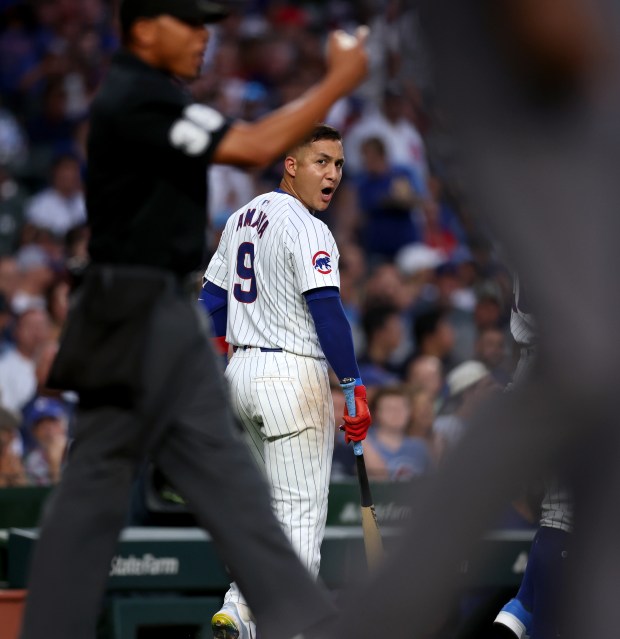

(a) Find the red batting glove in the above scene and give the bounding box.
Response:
[211,335,229,355]
[342,385,372,443]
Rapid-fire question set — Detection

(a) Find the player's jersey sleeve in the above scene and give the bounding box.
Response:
[289,212,340,293]
[204,217,232,289]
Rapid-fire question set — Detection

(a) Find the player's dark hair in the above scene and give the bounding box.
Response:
[306,123,342,144]
[289,124,342,155]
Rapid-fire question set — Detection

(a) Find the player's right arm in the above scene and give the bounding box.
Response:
[212,27,369,167]
[289,219,371,443]
[200,218,232,355]
[304,289,371,443]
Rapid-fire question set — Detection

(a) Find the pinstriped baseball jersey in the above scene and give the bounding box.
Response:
[205,189,340,355]
[511,276,573,532]
[540,478,573,533]
[511,353,574,533]
[510,275,537,346]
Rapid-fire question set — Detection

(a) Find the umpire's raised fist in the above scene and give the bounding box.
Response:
[325,26,370,95]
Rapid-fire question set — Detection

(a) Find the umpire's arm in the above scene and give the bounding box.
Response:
[212,27,369,167]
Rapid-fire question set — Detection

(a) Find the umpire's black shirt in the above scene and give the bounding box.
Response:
[87,50,231,276]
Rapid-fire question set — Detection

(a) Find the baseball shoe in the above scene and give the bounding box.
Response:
[212,602,256,639]
[493,598,532,639]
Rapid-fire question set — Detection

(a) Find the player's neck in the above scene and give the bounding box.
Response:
[278,179,314,214]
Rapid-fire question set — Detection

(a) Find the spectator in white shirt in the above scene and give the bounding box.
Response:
[11,244,55,315]
[25,154,86,238]
[0,307,51,415]
[344,83,429,189]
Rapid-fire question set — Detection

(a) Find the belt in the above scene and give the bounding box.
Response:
[233,345,282,353]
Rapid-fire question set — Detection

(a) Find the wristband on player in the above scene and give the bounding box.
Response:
[339,377,368,455]
[340,377,363,390]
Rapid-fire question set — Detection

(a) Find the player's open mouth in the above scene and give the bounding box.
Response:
[321,187,334,203]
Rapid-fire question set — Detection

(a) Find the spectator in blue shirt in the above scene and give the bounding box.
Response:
[363,385,433,481]
[353,135,426,263]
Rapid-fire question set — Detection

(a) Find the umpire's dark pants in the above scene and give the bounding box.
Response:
[20,266,334,639]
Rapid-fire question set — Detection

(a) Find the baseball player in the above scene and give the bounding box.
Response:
[201,124,372,639]
[494,275,573,639]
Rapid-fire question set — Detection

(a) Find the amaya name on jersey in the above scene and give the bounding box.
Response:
[235,207,269,239]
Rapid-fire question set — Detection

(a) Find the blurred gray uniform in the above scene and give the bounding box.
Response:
[325,2,620,637]
[512,275,573,533]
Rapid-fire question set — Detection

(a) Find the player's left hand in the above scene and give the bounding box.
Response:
[341,385,371,443]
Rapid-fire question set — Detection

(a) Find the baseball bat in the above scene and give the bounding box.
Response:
[341,379,385,570]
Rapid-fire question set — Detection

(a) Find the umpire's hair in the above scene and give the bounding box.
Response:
[288,124,342,154]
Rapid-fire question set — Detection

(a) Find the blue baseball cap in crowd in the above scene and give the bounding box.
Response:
[27,397,68,426]
[120,0,230,33]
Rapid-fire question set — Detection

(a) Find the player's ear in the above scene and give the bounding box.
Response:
[284,155,297,178]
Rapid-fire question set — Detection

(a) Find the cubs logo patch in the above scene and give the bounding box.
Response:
[312,251,332,274]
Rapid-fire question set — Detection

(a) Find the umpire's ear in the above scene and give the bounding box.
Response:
[284,155,297,178]
[131,18,159,48]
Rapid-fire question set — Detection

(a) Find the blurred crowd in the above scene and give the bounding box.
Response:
[0,0,521,492]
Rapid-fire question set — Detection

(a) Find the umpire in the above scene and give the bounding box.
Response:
[19,2,369,639]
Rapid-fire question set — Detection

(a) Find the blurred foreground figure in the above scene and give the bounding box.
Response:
[328,1,620,638]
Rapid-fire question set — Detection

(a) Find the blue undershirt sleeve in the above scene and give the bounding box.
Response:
[304,287,361,383]
[198,280,228,337]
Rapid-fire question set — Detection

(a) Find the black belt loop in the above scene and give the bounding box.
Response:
[233,345,282,353]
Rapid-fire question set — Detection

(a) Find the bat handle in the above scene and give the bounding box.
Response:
[341,379,364,457]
